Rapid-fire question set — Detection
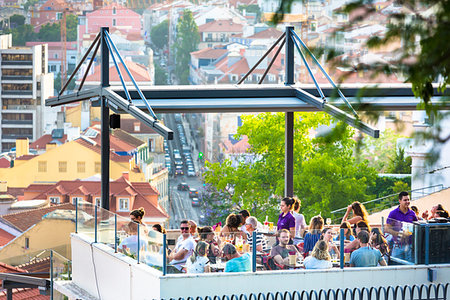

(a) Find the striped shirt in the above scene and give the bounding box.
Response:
[246,230,269,252]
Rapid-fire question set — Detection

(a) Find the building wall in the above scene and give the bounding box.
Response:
[86,4,142,35]
[0,140,145,188]
[0,218,74,265]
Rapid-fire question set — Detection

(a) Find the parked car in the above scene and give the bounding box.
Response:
[191,197,200,207]
[187,169,195,177]
[177,182,189,191]
[189,188,198,198]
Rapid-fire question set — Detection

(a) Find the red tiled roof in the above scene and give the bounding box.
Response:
[198,19,243,33]
[18,257,50,274]
[30,134,67,150]
[23,177,168,219]
[15,155,36,161]
[83,61,152,83]
[248,28,283,39]
[75,138,133,163]
[0,228,15,246]
[85,127,138,153]
[191,48,227,59]
[0,203,75,232]
[119,118,158,135]
[0,262,26,274]
[111,129,145,148]
[0,157,10,168]
[0,288,49,300]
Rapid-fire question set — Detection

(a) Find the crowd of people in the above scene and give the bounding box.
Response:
[119,191,448,274]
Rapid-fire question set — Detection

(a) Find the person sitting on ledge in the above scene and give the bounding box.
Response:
[350,230,386,267]
[222,243,251,273]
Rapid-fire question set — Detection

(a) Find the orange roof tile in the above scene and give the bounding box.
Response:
[0,288,49,300]
[248,28,283,39]
[30,134,67,150]
[0,203,75,232]
[191,48,228,59]
[198,19,243,33]
[83,61,152,83]
[75,138,133,163]
[0,228,15,246]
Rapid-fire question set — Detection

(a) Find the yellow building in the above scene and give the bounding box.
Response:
[0,137,145,188]
[0,209,75,265]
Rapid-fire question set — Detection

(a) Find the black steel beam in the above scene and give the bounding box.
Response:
[101,27,110,210]
[0,273,50,287]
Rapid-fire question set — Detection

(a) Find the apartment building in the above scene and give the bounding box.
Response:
[0,34,54,152]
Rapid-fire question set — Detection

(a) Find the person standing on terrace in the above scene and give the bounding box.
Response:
[168,220,196,273]
[222,243,252,272]
[342,201,369,226]
[277,197,296,240]
[350,231,387,267]
[386,191,417,235]
[292,197,307,243]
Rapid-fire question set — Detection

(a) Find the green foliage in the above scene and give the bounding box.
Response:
[10,14,25,27]
[11,24,37,46]
[150,20,169,51]
[174,10,199,84]
[154,64,168,85]
[359,129,405,173]
[38,23,60,41]
[54,72,76,92]
[387,147,412,174]
[203,112,378,224]
[237,5,262,22]
[66,14,78,41]
[23,0,38,11]
[366,176,411,199]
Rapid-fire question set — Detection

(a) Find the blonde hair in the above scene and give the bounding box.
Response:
[311,240,331,261]
[189,241,209,263]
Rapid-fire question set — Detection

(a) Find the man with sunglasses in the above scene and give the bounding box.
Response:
[168,220,196,272]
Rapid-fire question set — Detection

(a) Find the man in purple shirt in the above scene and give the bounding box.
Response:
[386,191,418,262]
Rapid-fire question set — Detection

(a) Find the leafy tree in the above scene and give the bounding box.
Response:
[23,0,39,11]
[54,72,76,92]
[66,14,78,41]
[387,147,412,174]
[154,64,168,85]
[9,14,25,28]
[150,20,168,51]
[204,112,378,223]
[174,10,199,84]
[11,24,37,46]
[38,23,60,41]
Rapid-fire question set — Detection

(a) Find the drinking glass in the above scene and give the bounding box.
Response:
[326,218,332,226]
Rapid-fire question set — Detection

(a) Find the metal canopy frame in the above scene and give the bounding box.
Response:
[46,26,449,206]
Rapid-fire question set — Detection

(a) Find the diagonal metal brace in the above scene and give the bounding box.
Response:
[295,88,379,138]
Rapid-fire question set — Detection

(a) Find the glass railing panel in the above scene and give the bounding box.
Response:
[51,250,71,281]
[385,217,415,264]
[116,214,139,259]
[76,200,96,240]
[141,227,164,271]
[96,205,116,246]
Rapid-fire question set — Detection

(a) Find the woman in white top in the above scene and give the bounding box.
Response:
[292,197,307,242]
[185,241,211,274]
[303,240,333,269]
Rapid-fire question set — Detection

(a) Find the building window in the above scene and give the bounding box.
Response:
[72,197,83,205]
[59,161,67,172]
[24,237,29,249]
[50,196,60,204]
[113,7,116,14]
[54,53,58,59]
[134,122,140,132]
[77,161,85,173]
[95,197,101,207]
[118,198,129,211]
[112,19,116,26]
[38,161,47,172]
[95,162,101,173]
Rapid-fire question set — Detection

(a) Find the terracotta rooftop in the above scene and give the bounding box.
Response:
[0,262,26,274]
[0,203,75,232]
[75,138,134,163]
[15,155,37,161]
[0,288,49,300]
[191,48,228,59]
[111,129,145,148]
[83,61,152,83]
[247,28,283,39]
[84,127,140,153]
[198,19,243,33]
[0,156,10,168]
[119,118,158,135]
[18,257,51,274]
[30,134,68,150]
[0,228,16,246]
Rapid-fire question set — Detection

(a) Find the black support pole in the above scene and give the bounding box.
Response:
[101,27,110,210]
[285,26,294,197]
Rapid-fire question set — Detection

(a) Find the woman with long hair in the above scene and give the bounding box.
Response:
[198,226,220,263]
[220,213,246,240]
[369,228,389,257]
[320,227,339,258]
[342,201,369,225]
[185,241,211,273]
[292,197,307,242]
[336,221,355,244]
[344,220,371,252]
[303,240,332,269]
[130,207,148,235]
[302,215,324,254]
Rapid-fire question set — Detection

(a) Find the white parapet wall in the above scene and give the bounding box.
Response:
[66,233,450,300]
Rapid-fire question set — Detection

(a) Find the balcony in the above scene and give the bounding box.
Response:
[1,119,33,125]
[1,75,33,81]
[1,91,33,96]
[1,61,33,66]
[2,105,35,110]
[2,134,33,140]
[55,202,450,299]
